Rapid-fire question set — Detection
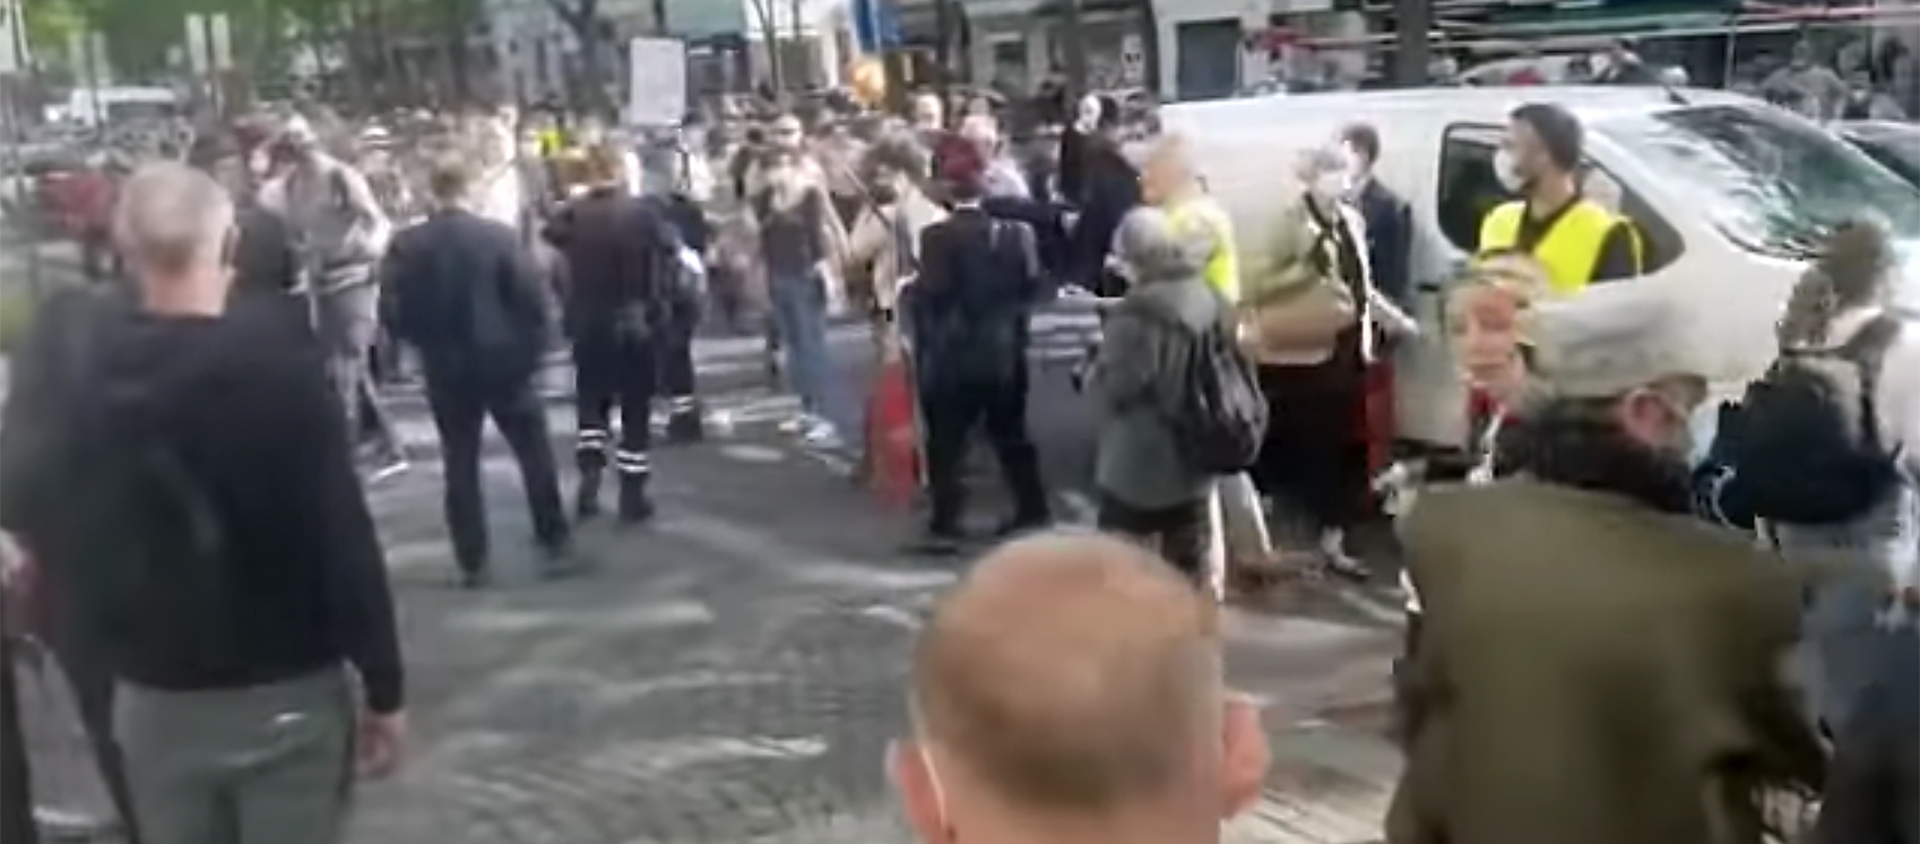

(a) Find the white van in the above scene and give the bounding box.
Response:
[47,86,179,128]
[1160,86,1920,449]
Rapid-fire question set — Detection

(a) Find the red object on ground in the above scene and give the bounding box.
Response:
[38,167,116,243]
[865,355,920,509]
[1363,359,1396,479]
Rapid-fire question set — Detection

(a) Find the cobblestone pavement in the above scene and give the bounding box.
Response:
[19,328,1402,844]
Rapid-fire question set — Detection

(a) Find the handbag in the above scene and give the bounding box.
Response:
[1243,210,1358,354]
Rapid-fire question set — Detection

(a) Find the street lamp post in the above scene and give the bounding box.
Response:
[1393,0,1431,86]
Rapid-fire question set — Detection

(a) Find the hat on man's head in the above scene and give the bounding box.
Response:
[1530,283,1706,399]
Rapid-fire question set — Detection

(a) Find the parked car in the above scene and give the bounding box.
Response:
[1836,120,1920,187]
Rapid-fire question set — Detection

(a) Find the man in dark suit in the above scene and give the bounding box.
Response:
[381,157,575,587]
[907,144,1051,553]
[1341,123,1412,311]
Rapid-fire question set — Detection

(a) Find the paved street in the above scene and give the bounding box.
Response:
[14,290,1402,844]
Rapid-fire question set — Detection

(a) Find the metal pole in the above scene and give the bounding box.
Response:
[1061,0,1087,98]
[1393,0,1431,87]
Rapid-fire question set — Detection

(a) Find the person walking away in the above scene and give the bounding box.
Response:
[907,144,1051,553]
[1136,135,1272,589]
[639,142,717,443]
[1243,145,1416,579]
[1389,284,1828,844]
[544,145,683,525]
[381,157,577,587]
[1087,208,1234,586]
[1731,222,1920,737]
[0,163,406,844]
[1476,103,1641,295]
[748,122,850,448]
[275,116,408,480]
[892,533,1270,844]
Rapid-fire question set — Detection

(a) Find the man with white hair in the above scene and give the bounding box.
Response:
[0,163,407,844]
[276,114,408,480]
[958,114,1030,201]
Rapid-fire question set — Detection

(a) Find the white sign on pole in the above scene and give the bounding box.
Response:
[210,13,232,70]
[185,13,209,74]
[627,36,687,128]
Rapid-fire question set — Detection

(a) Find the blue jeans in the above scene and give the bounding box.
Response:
[1776,487,1920,731]
[768,270,836,420]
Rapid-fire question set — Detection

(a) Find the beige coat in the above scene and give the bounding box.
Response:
[1242,194,1414,366]
[845,188,946,312]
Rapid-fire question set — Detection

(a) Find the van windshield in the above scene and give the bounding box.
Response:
[1597,104,1920,259]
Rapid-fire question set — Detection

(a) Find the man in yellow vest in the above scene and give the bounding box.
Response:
[1477,103,1642,295]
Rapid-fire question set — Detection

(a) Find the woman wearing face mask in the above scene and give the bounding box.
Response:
[1241,145,1416,579]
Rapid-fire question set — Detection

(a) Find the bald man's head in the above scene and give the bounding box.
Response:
[909,532,1222,815]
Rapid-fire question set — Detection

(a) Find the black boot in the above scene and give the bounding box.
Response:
[618,473,656,525]
[666,407,705,443]
[574,466,604,521]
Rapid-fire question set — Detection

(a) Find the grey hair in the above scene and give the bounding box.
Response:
[112,162,233,276]
[1778,221,1891,347]
[1112,206,1211,281]
[1294,144,1347,180]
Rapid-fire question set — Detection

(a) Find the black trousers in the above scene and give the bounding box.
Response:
[39,614,139,843]
[1097,494,1208,586]
[919,369,1047,533]
[658,319,698,414]
[424,366,569,573]
[1,634,37,844]
[574,333,658,479]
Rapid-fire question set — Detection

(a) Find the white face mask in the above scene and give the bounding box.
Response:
[1492,148,1526,194]
[1311,171,1348,199]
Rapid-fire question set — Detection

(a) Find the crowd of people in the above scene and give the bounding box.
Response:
[0,75,1916,844]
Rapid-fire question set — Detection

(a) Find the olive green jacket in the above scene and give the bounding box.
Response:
[1389,480,1828,844]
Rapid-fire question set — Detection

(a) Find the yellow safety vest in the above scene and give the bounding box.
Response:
[1167,198,1240,304]
[1476,199,1641,296]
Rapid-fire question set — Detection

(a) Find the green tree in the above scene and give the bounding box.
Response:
[23,0,91,64]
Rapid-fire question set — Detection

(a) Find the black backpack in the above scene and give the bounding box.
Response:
[1733,315,1904,526]
[1144,307,1269,474]
[14,292,239,670]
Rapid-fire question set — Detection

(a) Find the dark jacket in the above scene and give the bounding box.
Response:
[1356,178,1413,310]
[543,187,681,342]
[1390,480,1828,844]
[231,206,300,296]
[0,289,403,713]
[911,206,1044,386]
[1814,627,1920,844]
[1068,137,1141,295]
[381,208,552,380]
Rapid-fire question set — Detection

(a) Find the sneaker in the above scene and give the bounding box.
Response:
[365,454,410,484]
[777,414,810,434]
[906,527,966,556]
[801,420,844,450]
[34,807,119,841]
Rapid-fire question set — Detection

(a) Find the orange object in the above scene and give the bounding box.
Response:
[865,355,921,508]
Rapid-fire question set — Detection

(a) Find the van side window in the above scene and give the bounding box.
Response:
[1435,127,1682,274]
[1435,133,1512,254]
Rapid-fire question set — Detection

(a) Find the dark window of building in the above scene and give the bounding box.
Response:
[1175,19,1240,102]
